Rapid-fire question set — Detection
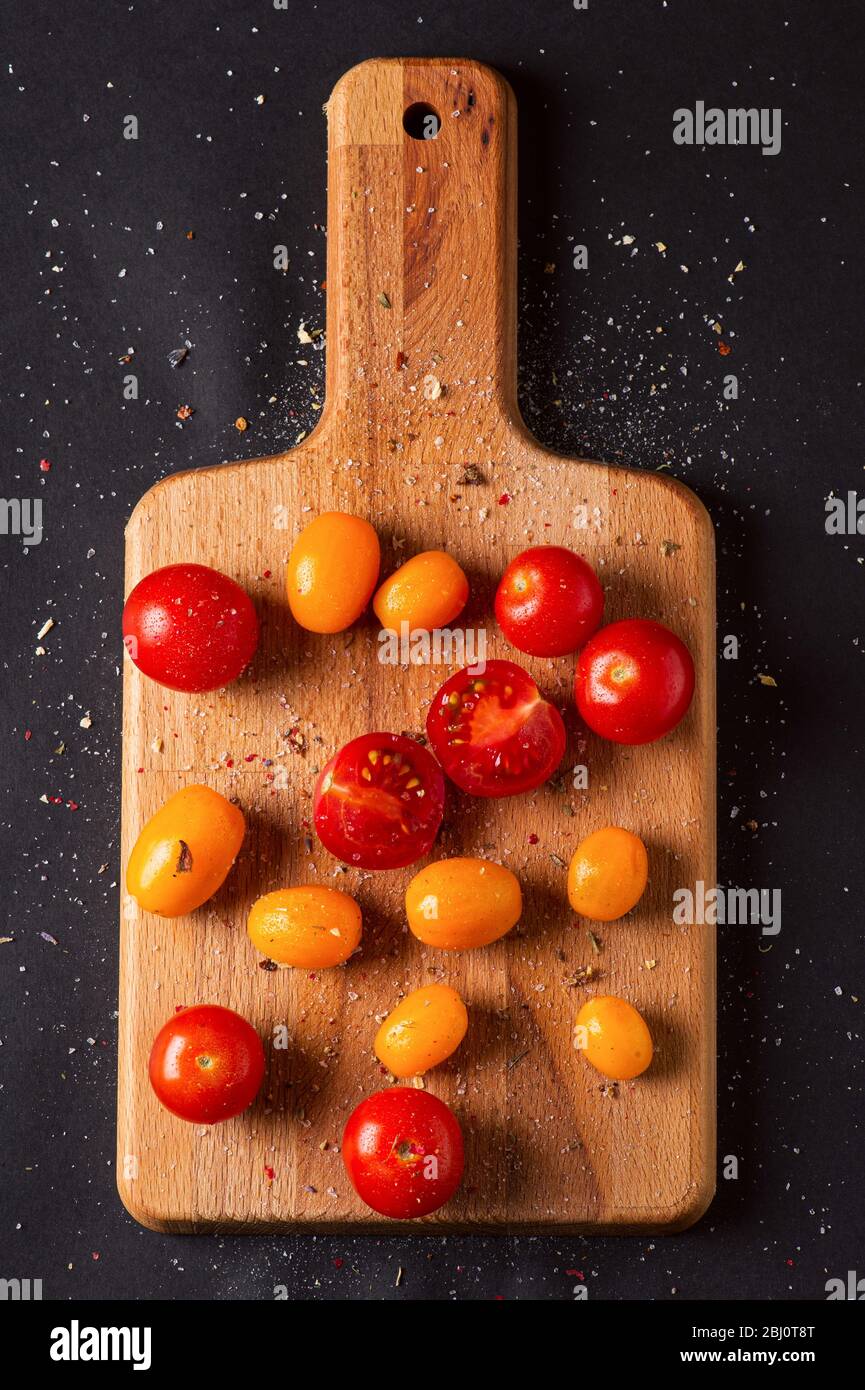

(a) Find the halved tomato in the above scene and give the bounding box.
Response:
[425,659,566,798]
[313,732,445,870]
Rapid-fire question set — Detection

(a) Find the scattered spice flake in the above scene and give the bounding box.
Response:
[587,929,602,954]
[40,931,59,946]
[264,1164,275,1182]
[259,958,278,972]
[79,715,92,729]
[24,729,32,742]
[660,539,681,557]
[285,727,306,755]
[644,958,657,970]
[506,1048,531,1071]
[395,1266,404,1288]
[422,373,443,401]
[185,230,195,240]
[549,852,567,870]
[718,341,732,356]
[564,964,598,987]
[175,841,194,873]
[655,241,667,253]
[757,674,778,687]
[377,291,392,309]
[544,261,556,274]
[167,347,188,368]
[39,458,52,472]
[458,464,486,486]
[36,618,55,640]
[176,404,194,420]
[527,832,539,845]
[234,416,248,432]
[0,937,14,945]
[396,350,407,371]
[498,492,511,506]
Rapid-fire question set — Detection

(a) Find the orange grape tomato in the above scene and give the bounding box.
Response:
[405,857,521,950]
[567,826,648,922]
[247,886,362,968]
[286,512,380,633]
[126,784,245,918]
[575,995,653,1080]
[373,550,469,632]
[374,983,468,1078]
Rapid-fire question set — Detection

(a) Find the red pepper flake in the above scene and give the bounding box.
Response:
[566,1269,584,1279]
[176,404,194,421]
[333,1257,344,1269]
[262,569,272,579]
[92,1252,100,1261]
[39,458,52,473]
[225,759,234,768]
[67,801,79,811]
[527,832,539,845]
[396,351,407,370]
[24,730,32,741]
[264,1165,275,1182]
[185,230,195,240]
[718,340,732,356]
[785,1258,795,1268]
[498,492,511,506]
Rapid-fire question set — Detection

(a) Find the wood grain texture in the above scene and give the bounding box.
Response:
[117,58,716,1234]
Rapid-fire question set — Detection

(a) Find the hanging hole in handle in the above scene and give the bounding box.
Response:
[403,102,441,141]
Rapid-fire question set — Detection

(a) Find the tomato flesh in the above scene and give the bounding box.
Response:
[123,563,259,692]
[495,545,604,657]
[574,618,695,744]
[425,659,566,798]
[313,732,445,870]
[148,1004,265,1125]
[342,1087,464,1219]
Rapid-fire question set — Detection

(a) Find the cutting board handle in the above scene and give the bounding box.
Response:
[322,58,519,449]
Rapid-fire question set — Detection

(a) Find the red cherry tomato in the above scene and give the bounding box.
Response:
[313,732,445,870]
[148,1004,265,1125]
[495,545,604,657]
[342,1087,464,1219]
[123,563,259,692]
[425,659,566,798]
[574,618,695,744]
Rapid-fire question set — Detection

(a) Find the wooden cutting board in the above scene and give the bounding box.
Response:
[117,57,716,1234]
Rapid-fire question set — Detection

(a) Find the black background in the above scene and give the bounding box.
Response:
[1,0,863,1303]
